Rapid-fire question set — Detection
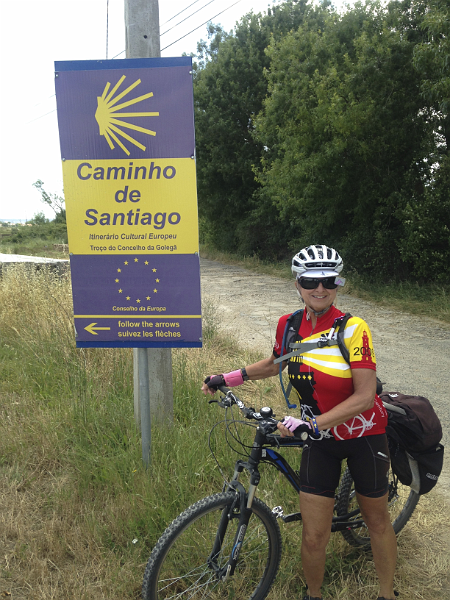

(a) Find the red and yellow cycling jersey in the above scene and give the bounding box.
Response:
[273,306,387,440]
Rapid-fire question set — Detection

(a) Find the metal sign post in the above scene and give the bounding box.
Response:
[125,0,167,468]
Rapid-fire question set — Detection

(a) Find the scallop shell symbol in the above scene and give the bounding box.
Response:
[95,75,159,156]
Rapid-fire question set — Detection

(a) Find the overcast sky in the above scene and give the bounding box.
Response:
[0,0,350,221]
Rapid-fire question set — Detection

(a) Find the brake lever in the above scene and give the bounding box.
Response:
[242,407,257,419]
[218,398,233,408]
[258,419,280,435]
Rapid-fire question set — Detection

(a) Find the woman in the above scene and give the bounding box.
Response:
[202,245,397,600]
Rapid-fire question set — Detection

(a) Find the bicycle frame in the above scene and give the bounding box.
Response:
[222,423,365,551]
[203,388,372,581]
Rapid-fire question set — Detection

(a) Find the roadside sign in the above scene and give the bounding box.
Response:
[55,58,201,348]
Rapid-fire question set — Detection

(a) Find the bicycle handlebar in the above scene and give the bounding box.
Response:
[209,386,309,441]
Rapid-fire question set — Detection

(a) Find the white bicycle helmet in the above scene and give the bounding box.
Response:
[292,244,343,278]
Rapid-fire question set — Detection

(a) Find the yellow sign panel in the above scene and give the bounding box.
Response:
[62,158,199,255]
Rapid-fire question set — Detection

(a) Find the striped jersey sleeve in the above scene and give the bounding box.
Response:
[343,317,377,370]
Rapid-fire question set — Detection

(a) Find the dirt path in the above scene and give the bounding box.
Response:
[200,258,450,499]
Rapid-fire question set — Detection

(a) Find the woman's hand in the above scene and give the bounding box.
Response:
[201,375,225,395]
[201,354,281,396]
[277,416,312,438]
[277,421,294,437]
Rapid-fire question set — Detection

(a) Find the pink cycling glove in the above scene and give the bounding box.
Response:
[282,416,312,433]
[204,369,245,392]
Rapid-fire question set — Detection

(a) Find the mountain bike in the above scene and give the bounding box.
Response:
[142,386,420,600]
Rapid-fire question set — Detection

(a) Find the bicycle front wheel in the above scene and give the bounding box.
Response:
[336,465,420,547]
[142,492,282,600]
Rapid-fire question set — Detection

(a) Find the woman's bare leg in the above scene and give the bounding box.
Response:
[357,492,397,599]
[299,492,335,598]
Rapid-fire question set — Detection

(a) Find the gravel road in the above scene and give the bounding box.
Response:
[200,258,450,500]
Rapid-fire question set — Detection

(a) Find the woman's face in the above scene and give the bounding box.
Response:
[295,279,337,314]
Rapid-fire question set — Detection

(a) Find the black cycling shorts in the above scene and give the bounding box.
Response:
[299,434,390,499]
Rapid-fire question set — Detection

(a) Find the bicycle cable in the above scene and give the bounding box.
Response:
[225,405,258,454]
[208,405,258,487]
[208,418,231,484]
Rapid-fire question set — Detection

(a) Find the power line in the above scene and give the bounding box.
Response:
[160,0,220,37]
[33,93,56,108]
[161,0,243,51]
[160,0,206,26]
[112,0,243,57]
[26,0,245,120]
[25,95,57,124]
[25,109,56,125]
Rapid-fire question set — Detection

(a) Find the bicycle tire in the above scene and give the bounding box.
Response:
[336,465,420,547]
[142,491,282,600]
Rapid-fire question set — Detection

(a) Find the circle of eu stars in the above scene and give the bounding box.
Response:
[114,258,161,305]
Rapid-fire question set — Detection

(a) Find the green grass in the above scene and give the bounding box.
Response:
[0,265,449,599]
[0,222,68,259]
[199,244,293,280]
[344,274,450,323]
[199,244,450,324]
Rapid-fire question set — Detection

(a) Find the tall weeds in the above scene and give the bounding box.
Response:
[0,265,449,599]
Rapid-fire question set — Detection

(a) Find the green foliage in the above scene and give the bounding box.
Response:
[413,0,450,118]
[194,0,450,282]
[399,163,450,282]
[255,0,438,277]
[8,220,68,244]
[33,179,66,223]
[194,0,330,257]
[28,211,49,225]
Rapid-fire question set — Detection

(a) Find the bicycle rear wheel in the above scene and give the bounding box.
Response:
[142,491,282,600]
[336,465,420,547]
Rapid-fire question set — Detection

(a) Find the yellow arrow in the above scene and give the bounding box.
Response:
[84,322,111,335]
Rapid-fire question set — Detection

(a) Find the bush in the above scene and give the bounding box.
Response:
[8,221,68,244]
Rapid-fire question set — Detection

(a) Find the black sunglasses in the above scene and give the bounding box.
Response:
[298,277,338,290]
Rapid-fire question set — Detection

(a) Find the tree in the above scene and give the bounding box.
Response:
[28,211,49,225]
[32,180,66,223]
[398,0,450,281]
[194,0,330,255]
[254,0,443,278]
[413,0,449,132]
[194,0,449,279]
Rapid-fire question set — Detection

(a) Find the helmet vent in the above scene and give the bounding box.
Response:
[292,245,343,276]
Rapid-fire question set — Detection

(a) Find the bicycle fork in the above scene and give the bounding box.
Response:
[208,446,263,581]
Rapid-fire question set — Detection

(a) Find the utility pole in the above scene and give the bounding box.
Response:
[125,0,160,58]
[124,0,174,468]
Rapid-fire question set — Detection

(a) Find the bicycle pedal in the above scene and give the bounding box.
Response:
[272,506,284,518]
[281,512,302,523]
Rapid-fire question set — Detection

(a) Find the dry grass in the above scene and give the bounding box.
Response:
[1,433,449,600]
[0,467,144,599]
[1,266,449,599]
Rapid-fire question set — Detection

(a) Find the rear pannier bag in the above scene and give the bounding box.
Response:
[388,438,444,495]
[381,392,444,495]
